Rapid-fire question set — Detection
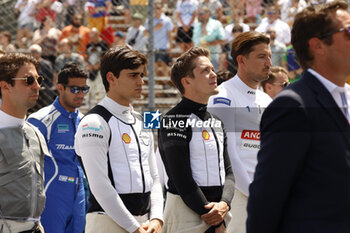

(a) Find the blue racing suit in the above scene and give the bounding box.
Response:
[28,97,85,233]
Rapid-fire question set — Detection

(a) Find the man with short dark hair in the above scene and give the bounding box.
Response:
[0,53,48,232]
[261,66,289,99]
[28,63,89,233]
[75,46,163,233]
[247,1,350,232]
[159,47,235,233]
[208,31,272,233]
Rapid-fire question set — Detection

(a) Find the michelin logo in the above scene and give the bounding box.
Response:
[143,110,161,129]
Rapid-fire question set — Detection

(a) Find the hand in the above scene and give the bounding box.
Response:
[201,201,229,226]
[142,219,163,233]
[155,22,163,30]
[215,223,227,233]
[183,25,189,32]
[133,226,147,233]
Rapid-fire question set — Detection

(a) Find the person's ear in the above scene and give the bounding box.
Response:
[181,76,192,91]
[0,81,10,91]
[308,37,326,56]
[106,72,117,86]
[236,54,245,66]
[57,83,64,92]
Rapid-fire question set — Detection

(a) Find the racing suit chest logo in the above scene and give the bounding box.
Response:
[241,130,260,141]
[122,133,131,144]
[202,130,210,140]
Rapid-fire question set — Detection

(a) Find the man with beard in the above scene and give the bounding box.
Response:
[0,53,49,232]
[60,12,91,59]
[28,63,89,233]
[208,31,272,233]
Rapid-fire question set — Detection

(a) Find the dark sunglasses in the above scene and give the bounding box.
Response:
[64,85,90,94]
[12,75,44,86]
[273,81,289,88]
[319,26,350,39]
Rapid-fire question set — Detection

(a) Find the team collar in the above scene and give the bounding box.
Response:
[101,96,135,123]
[228,75,258,97]
[53,97,79,119]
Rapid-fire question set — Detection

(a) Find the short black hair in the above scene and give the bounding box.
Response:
[57,63,88,85]
[100,46,147,92]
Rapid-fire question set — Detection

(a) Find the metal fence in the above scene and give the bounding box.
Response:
[2,0,349,115]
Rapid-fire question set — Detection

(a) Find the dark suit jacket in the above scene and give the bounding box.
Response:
[247,71,350,233]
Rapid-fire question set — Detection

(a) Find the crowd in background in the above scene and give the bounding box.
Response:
[0,0,340,111]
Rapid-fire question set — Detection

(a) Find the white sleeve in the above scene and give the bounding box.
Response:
[148,136,164,222]
[155,147,168,189]
[75,115,140,233]
[208,96,251,196]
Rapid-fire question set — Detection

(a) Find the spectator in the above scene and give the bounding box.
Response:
[266,27,286,66]
[279,0,307,24]
[246,0,262,23]
[193,6,225,71]
[126,13,147,53]
[14,0,36,49]
[28,63,88,233]
[229,0,245,19]
[198,0,223,20]
[112,30,126,47]
[54,39,86,83]
[255,4,291,45]
[224,10,250,44]
[220,24,244,73]
[0,31,16,53]
[145,2,174,76]
[0,53,49,233]
[283,0,306,26]
[84,27,108,111]
[29,44,56,111]
[85,0,112,32]
[60,12,91,58]
[282,44,303,82]
[35,0,57,23]
[260,66,289,98]
[32,16,62,64]
[175,0,198,52]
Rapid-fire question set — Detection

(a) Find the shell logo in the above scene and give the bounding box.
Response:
[202,130,210,140]
[122,133,131,144]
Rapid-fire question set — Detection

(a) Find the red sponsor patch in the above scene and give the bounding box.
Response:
[241,130,260,141]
